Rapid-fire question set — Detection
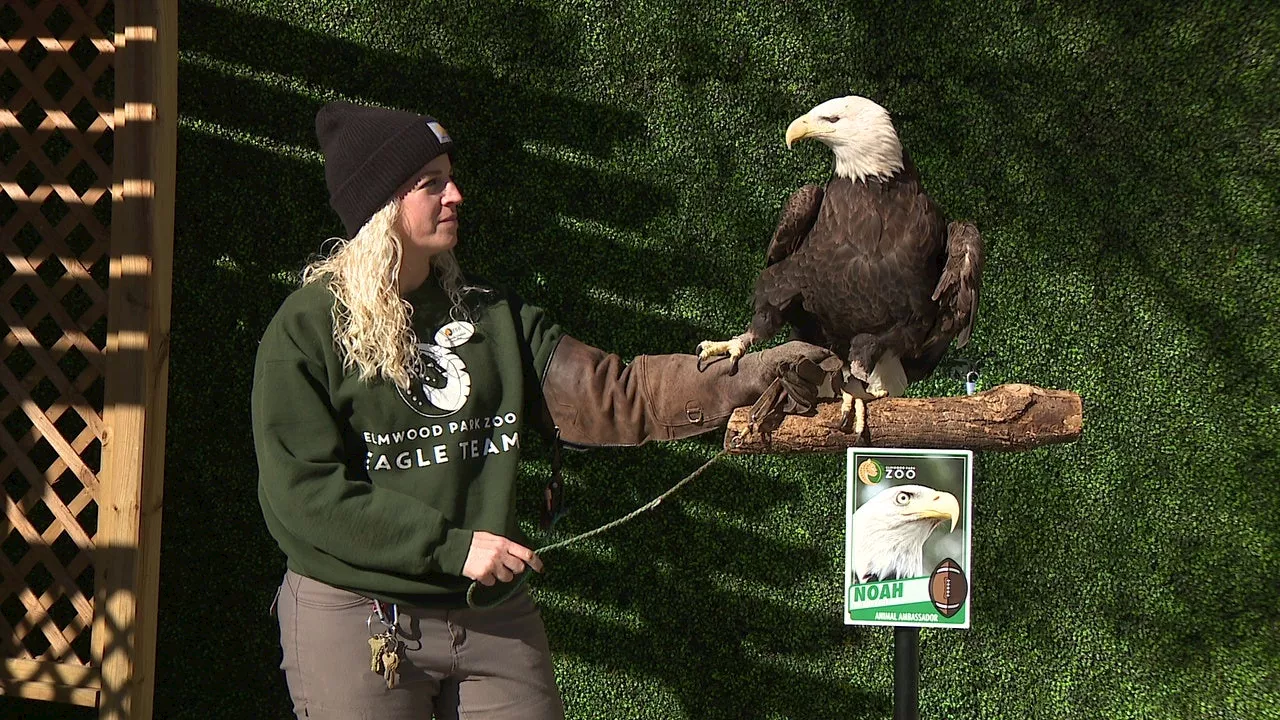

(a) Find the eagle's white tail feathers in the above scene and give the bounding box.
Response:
[866,352,908,398]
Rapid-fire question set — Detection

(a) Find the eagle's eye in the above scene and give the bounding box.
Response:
[820,115,840,123]
[894,491,911,506]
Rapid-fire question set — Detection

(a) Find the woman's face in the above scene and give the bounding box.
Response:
[395,153,462,261]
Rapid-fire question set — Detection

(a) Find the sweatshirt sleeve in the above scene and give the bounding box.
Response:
[252,309,473,578]
[515,295,566,385]
[505,293,566,439]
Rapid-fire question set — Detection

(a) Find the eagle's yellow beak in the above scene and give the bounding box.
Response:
[913,491,961,532]
[785,115,818,149]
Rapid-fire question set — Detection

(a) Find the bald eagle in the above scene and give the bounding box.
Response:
[851,484,960,583]
[697,96,983,435]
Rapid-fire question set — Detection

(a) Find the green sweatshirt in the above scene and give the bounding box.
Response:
[252,276,564,606]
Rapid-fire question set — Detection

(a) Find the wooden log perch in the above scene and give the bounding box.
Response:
[725,383,1082,454]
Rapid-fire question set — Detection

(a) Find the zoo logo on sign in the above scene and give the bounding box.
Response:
[858,459,917,485]
[398,321,475,418]
[857,458,885,485]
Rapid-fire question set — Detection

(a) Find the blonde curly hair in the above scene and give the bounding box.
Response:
[301,199,477,391]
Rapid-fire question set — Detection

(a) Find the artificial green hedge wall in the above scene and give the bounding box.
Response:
[10,0,1278,718]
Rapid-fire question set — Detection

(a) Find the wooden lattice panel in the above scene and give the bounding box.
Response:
[1,0,115,701]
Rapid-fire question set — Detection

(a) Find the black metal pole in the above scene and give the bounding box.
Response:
[891,371,971,719]
[893,626,920,720]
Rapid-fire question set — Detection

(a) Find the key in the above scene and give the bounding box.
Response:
[369,634,387,674]
[382,646,400,689]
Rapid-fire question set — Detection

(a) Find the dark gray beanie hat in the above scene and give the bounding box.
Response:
[315,100,455,237]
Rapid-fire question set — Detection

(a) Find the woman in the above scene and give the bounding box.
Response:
[252,100,836,719]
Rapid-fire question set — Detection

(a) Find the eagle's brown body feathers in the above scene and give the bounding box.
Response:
[751,153,978,386]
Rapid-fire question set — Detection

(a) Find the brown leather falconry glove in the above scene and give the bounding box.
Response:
[541,336,842,448]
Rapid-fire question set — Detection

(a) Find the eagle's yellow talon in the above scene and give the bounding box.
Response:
[838,392,866,437]
[695,338,747,373]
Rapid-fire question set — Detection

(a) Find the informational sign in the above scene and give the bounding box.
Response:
[845,448,973,629]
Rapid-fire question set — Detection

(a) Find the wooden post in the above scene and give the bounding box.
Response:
[725,384,1083,454]
[92,2,176,719]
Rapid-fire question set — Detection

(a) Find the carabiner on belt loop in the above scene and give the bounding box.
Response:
[369,599,399,635]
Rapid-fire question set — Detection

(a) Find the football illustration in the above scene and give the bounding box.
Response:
[928,558,968,618]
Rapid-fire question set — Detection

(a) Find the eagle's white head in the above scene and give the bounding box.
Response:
[851,484,959,583]
[785,95,904,183]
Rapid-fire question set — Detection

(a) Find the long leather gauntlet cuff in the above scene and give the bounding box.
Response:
[541,335,773,447]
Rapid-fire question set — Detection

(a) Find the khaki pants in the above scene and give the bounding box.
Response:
[276,569,564,719]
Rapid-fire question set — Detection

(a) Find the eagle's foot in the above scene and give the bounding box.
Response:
[695,337,747,374]
[836,392,867,438]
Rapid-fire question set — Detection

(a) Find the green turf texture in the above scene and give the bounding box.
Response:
[8,0,1277,718]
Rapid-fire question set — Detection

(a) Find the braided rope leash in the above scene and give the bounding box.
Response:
[465,448,732,608]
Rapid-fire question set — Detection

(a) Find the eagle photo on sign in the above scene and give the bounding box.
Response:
[850,483,959,584]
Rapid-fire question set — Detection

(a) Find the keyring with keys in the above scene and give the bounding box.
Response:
[367,599,404,689]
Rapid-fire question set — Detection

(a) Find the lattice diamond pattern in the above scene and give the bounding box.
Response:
[1,0,112,665]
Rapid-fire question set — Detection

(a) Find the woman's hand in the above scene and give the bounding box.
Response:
[462,532,543,586]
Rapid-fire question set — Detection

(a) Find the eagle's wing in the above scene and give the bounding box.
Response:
[929,220,983,347]
[765,184,823,267]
